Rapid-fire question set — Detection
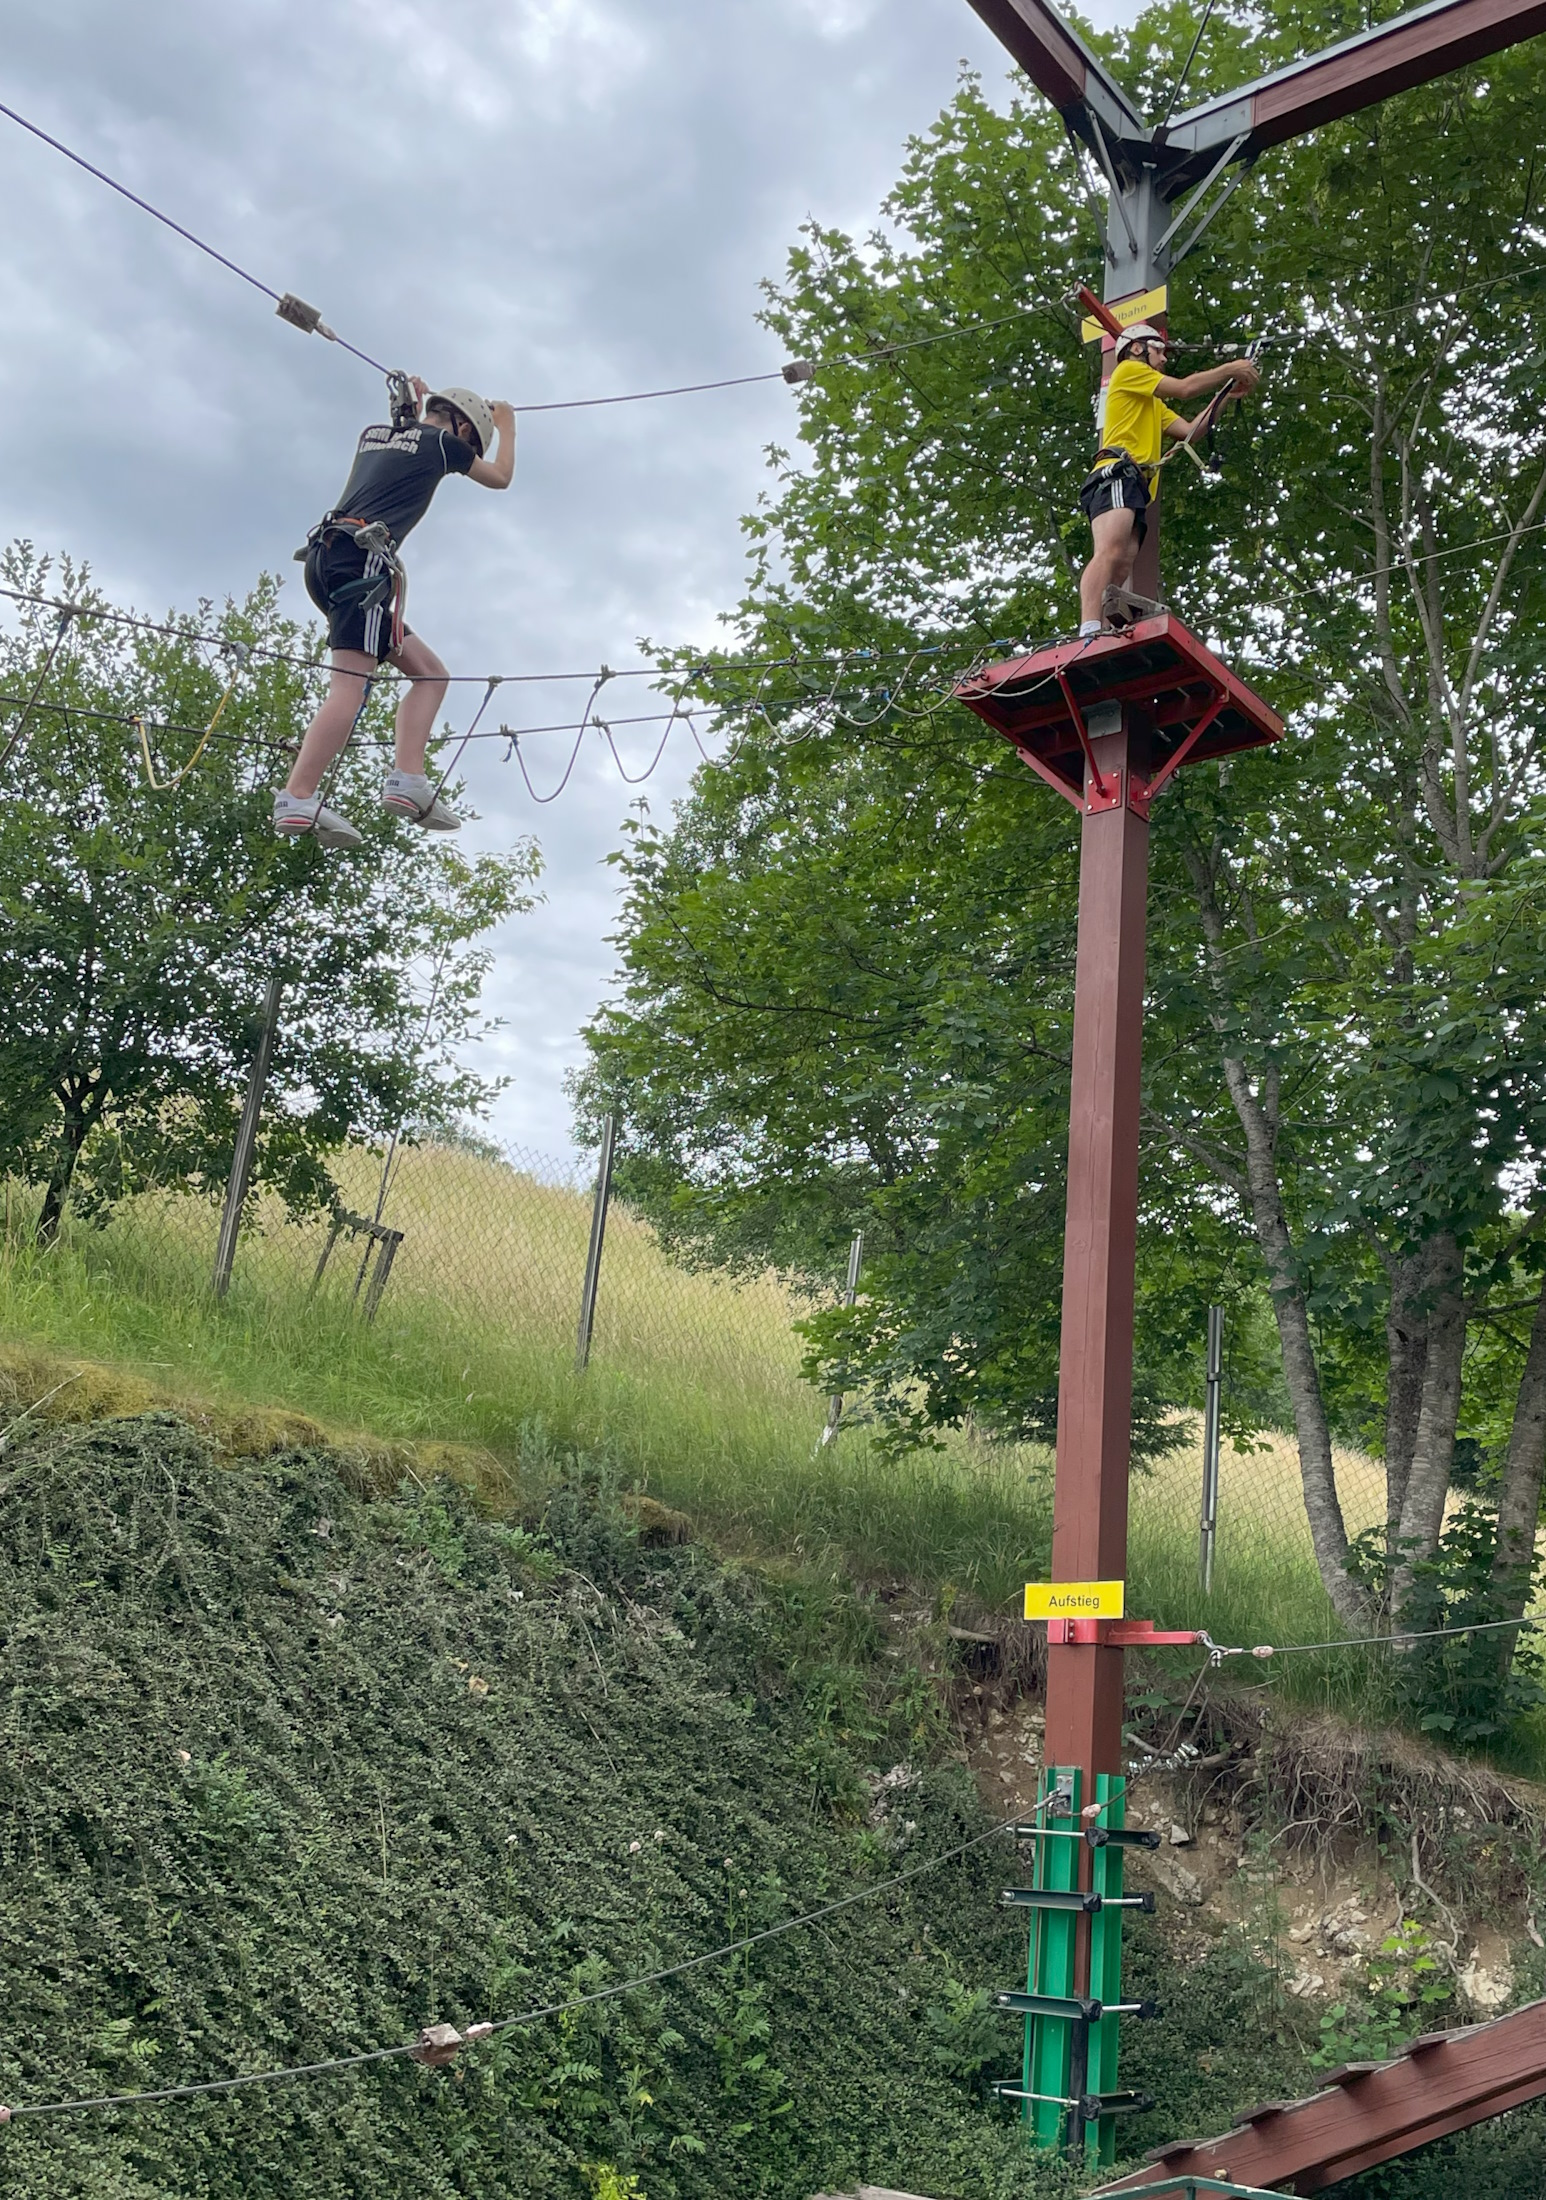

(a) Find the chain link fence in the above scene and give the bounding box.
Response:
[0,1125,1370,1637]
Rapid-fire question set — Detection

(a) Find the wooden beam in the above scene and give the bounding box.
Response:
[963,0,1148,135]
[1167,0,1546,159]
[1090,1998,1546,2195]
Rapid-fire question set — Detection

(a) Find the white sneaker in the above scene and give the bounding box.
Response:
[273,791,363,849]
[381,770,461,831]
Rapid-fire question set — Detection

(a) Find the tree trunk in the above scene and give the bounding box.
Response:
[1491,1272,1546,1650]
[1186,843,1368,1629]
[1223,1058,1367,1628]
[34,1112,89,1246]
[1393,1232,1466,1613]
[1384,1248,1430,1548]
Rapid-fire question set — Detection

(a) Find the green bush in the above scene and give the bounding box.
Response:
[0,1414,1079,2200]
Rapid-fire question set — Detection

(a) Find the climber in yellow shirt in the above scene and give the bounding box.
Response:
[1077,325,1260,635]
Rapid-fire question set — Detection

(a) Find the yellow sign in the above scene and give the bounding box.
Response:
[1080,286,1168,346]
[1023,1579,1126,1621]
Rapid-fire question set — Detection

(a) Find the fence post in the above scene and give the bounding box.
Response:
[362,1228,405,1323]
[819,1230,865,1447]
[212,968,284,1300]
[1199,1304,1224,1591]
[575,1112,617,1371]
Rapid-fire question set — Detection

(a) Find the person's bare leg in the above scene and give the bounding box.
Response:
[386,634,449,774]
[285,651,376,797]
[1079,509,1141,626]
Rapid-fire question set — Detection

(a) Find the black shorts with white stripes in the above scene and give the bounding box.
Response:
[302,533,408,661]
[1078,455,1152,542]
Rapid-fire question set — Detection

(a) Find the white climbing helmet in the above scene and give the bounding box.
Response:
[426,386,495,457]
[1114,323,1166,359]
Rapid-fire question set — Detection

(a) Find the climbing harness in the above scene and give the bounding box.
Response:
[135,641,251,791]
[0,603,77,772]
[296,516,408,656]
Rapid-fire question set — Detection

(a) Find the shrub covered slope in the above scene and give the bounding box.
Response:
[0,1415,1073,2200]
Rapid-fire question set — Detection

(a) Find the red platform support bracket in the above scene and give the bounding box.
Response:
[954,618,1280,1796]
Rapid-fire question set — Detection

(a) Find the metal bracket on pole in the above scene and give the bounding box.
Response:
[212,969,284,1300]
[1154,133,1249,254]
[1200,1304,1224,1590]
[575,1111,617,1371]
[1056,685,1121,811]
[1169,158,1255,270]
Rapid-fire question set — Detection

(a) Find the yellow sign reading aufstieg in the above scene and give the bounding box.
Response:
[1023,1579,1126,1621]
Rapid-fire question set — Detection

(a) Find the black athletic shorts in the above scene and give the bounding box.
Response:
[1078,456,1151,543]
[302,533,409,661]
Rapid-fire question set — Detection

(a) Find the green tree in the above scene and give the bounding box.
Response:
[579,3,1546,1640]
[0,545,536,1239]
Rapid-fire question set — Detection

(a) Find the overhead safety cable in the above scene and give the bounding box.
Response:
[0,97,388,374]
[0,95,1075,414]
[0,1809,1023,2124]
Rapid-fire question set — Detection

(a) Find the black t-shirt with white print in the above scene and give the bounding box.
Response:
[327,421,477,544]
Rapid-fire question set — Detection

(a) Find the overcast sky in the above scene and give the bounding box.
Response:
[1,0,1125,1166]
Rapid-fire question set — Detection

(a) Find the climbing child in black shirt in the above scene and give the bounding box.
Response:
[274,377,516,848]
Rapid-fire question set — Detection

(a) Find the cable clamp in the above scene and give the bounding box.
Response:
[411,2020,495,2068]
[276,293,338,342]
[782,358,817,384]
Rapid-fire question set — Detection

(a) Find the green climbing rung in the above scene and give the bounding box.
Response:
[997,1988,1103,2021]
[1002,1886,1155,1914]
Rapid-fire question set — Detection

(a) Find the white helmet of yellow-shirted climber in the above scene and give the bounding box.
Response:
[1075,326,1261,639]
[272,375,516,851]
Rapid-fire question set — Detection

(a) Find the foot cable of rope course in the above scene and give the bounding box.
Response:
[0,603,77,773]
[0,1807,1037,2125]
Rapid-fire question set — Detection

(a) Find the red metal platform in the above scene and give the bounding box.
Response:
[955,615,1282,815]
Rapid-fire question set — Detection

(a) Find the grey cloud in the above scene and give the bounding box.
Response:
[0,0,1125,1157]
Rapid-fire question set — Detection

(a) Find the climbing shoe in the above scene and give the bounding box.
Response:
[381,770,461,831]
[272,790,363,849]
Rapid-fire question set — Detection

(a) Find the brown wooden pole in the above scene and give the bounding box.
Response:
[1043,707,1151,1784]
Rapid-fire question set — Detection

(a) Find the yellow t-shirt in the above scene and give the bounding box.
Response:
[1096,359,1181,472]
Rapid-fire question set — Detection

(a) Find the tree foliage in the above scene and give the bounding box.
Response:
[0,546,535,1236]
[578,1,1546,1637]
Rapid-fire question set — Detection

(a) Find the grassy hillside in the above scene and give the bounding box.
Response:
[5,1415,1546,2200]
[0,1414,1084,2200]
[0,1145,1398,1728]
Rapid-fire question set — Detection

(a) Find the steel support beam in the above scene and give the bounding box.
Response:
[1167,0,1546,160]
[1044,704,1150,1783]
